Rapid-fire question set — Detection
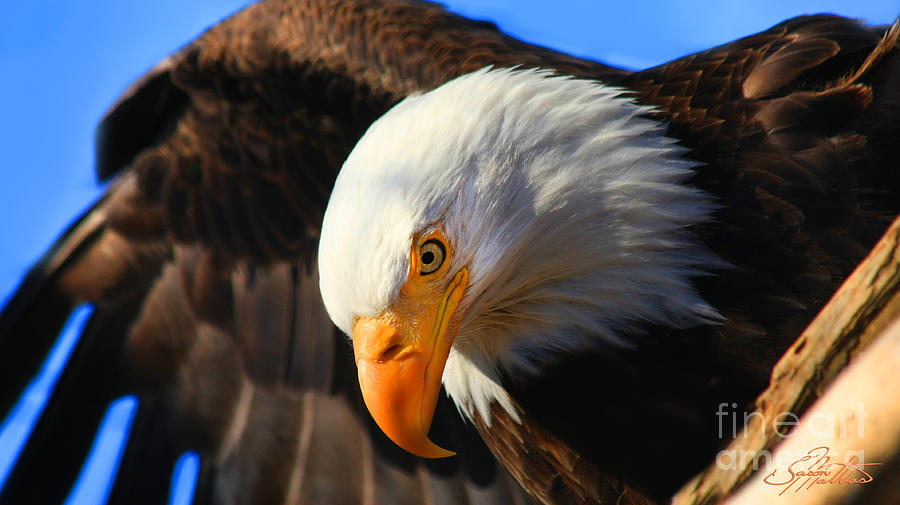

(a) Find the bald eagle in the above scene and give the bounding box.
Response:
[1,1,898,504]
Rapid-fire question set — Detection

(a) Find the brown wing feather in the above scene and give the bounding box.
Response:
[107,0,627,264]
[623,15,900,373]
[473,402,654,505]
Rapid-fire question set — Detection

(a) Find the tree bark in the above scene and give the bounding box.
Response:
[672,215,900,505]
[724,317,900,504]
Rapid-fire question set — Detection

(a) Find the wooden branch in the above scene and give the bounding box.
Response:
[723,316,900,504]
[672,215,900,505]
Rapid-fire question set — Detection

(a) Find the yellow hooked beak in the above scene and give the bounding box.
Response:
[352,231,468,458]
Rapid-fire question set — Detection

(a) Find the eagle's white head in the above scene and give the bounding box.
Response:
[318,68,721,457]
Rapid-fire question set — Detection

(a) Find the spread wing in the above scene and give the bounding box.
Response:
[0,1,627,504]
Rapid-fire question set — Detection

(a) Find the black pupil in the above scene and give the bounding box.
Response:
[422,251,435,264]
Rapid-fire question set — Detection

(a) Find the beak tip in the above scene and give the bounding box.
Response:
[413,441,456,459]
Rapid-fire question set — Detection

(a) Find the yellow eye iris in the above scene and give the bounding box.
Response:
[419,239,445,275]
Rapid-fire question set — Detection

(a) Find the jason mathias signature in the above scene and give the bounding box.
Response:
[763,446,882,495]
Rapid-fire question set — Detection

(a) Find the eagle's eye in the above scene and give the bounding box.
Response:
[419,239,445,275]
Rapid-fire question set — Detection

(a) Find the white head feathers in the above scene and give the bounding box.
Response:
[318,67,723,421]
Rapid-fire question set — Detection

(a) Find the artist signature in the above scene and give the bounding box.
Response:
[763,446,882,495]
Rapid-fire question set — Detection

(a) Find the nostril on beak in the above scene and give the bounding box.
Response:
[378,344,404,362]
[353,318,407,363]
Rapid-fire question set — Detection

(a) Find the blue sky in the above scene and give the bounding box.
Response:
[0,1,896,503]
